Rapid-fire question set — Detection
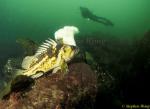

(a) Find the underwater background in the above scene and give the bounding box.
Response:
[0,0,150,108]
[0,0,150,57]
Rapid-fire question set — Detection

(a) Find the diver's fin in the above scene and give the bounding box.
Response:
[87,18,90,21]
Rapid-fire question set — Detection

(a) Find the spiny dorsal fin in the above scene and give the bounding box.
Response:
[35,38,57,56]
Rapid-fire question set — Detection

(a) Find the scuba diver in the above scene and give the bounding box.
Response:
[80,6,114,26]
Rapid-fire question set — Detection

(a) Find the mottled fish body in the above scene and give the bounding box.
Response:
[18,38,77,78]
[16,26,79,78]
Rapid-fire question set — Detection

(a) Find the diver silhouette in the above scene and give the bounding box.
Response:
[80,6,114,26]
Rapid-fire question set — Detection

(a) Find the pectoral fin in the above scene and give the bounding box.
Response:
[60,61,69,75]
[31,71,44,79]
[52,66,61,74]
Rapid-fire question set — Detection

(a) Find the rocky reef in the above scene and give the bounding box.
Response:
[121,30,150,103]
[76,30,150,107]
[1,29,150,109]
[0,63,97,109]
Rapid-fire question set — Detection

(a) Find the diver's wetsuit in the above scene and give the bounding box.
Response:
[80,7,114,26]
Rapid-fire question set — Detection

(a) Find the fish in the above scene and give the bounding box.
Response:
[16,38,78,79]
[0,26,79,99]
[17,26,79,79]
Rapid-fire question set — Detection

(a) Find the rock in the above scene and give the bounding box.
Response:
[0,58,23,99]
[123,30,150,103]
[16,38,38,56]
[3,58,22,77]
[0,63,97,109]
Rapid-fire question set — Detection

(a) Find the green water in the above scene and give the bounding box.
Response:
[0,0,150,106]
[0,0,149,67]
[0,0,150,40]
[0,0,150,78]
[0,1,149,68]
